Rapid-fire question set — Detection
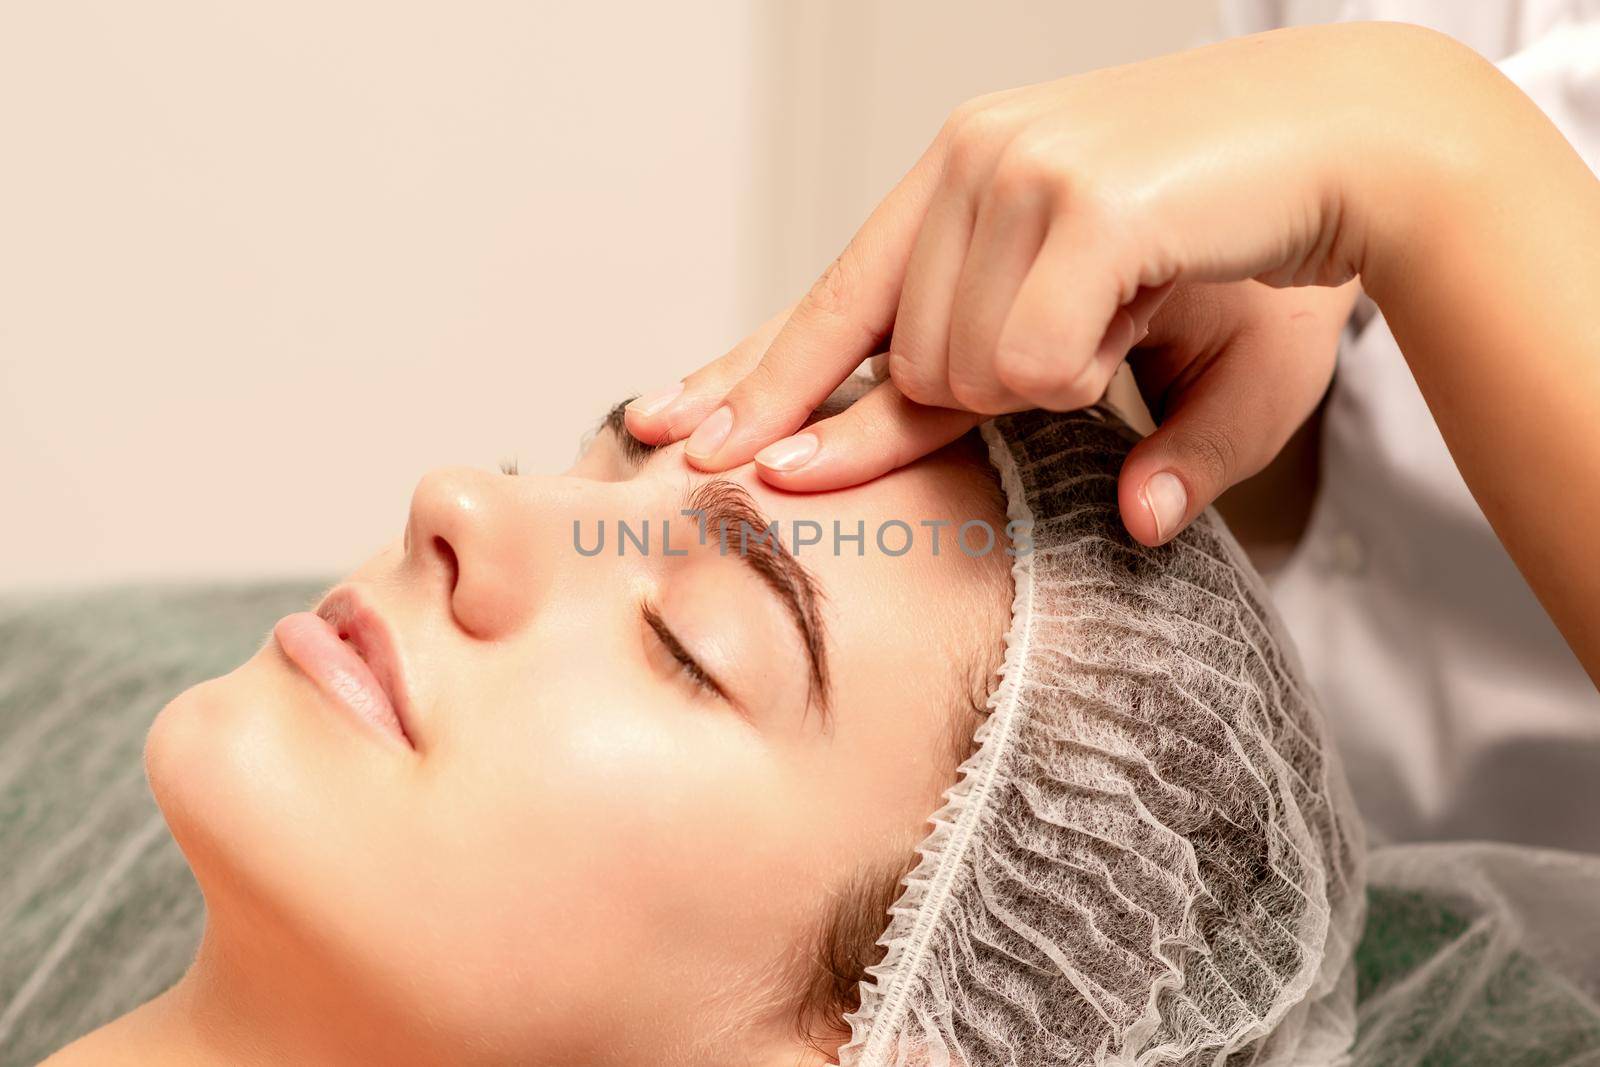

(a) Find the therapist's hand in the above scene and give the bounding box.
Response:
[625,22,1451,543]
[1118,278,1357,542]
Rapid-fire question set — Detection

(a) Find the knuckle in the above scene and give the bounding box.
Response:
[943,91,1007,139]
[1166,421,1240,487]
[887,350,937,405]
[943,131,989,188]
[883,413,933,471]
[945,372,982,411]
[943,107,1011,185]
[946,368,1002,415]
[993,348,1065,401]
[990,134,1059,200]
[709,336,767,381]
[678,363,733,408]
[958,103,1012,146]
[1062,368,1110,410]
[853,397,898,451]
[942,97,983,136]
[807,246,863,322]
[737,352,787,400]
[1071,181,1126,238]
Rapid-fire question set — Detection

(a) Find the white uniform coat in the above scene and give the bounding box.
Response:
[1224,0,1600,850]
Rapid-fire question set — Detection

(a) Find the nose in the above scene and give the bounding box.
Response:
[404,465,559,640]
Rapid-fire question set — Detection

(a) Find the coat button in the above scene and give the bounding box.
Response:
[1329,530,1367,576]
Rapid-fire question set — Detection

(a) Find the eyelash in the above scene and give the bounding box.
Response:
[505,444,722,702]
[640,601,726,701]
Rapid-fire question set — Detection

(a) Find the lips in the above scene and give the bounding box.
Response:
[272,585,418,751]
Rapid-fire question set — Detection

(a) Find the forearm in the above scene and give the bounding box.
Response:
[1356,29,1600,684]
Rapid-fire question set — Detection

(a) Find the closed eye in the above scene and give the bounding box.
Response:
[641,600,729,702]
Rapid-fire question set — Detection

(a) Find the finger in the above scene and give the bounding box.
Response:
[749,380,985,492]
[624,303,795,444]
[1047,277,1180,413]
[883,175,976,411]
[944,175,1052,414]
[1117,317,1336,546]
[1115,279,1177,350]
[991,205,1162,412]
[684,136,953,471]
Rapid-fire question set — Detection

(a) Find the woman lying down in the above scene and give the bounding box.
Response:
[44,385,1365,1067]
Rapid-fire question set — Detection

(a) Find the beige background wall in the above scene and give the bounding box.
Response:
[0,2,1216,590]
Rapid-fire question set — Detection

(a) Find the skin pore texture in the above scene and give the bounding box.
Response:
[46,392,1011,1067]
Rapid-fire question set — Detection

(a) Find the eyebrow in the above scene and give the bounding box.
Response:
[598,398,834,730]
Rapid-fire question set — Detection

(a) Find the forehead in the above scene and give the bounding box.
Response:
[573,410,1005,558]
[574,414,1009,672]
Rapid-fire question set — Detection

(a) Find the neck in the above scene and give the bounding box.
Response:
[45,969,270,1067]
[44,918,424,1067]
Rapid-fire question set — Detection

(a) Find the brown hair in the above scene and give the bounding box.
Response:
[787,430,1008,1059]
[791,679,993,1058]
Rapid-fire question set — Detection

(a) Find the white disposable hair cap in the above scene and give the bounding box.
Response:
[837,407,1366,1067]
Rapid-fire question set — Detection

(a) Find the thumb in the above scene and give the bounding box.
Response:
[1118,410,1244,548]
[1117,334,1332,547]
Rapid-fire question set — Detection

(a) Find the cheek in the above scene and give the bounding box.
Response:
[418,671,832,1023]
[440,670,786,918]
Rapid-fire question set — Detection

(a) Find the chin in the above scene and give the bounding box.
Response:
[148,668,257,870]
[144,653,332,915]
[145,663,396,1001]
[142,655,483,1026]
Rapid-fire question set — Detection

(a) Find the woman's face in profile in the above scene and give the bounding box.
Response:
[145,399,1010,1065]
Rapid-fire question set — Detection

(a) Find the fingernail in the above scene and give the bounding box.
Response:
[754,433,819,472]
[626,381,685,418]
[1142,471,1187,542]
[684,404,734,462]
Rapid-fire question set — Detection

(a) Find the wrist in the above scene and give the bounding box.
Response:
[1332,22,1532,302]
